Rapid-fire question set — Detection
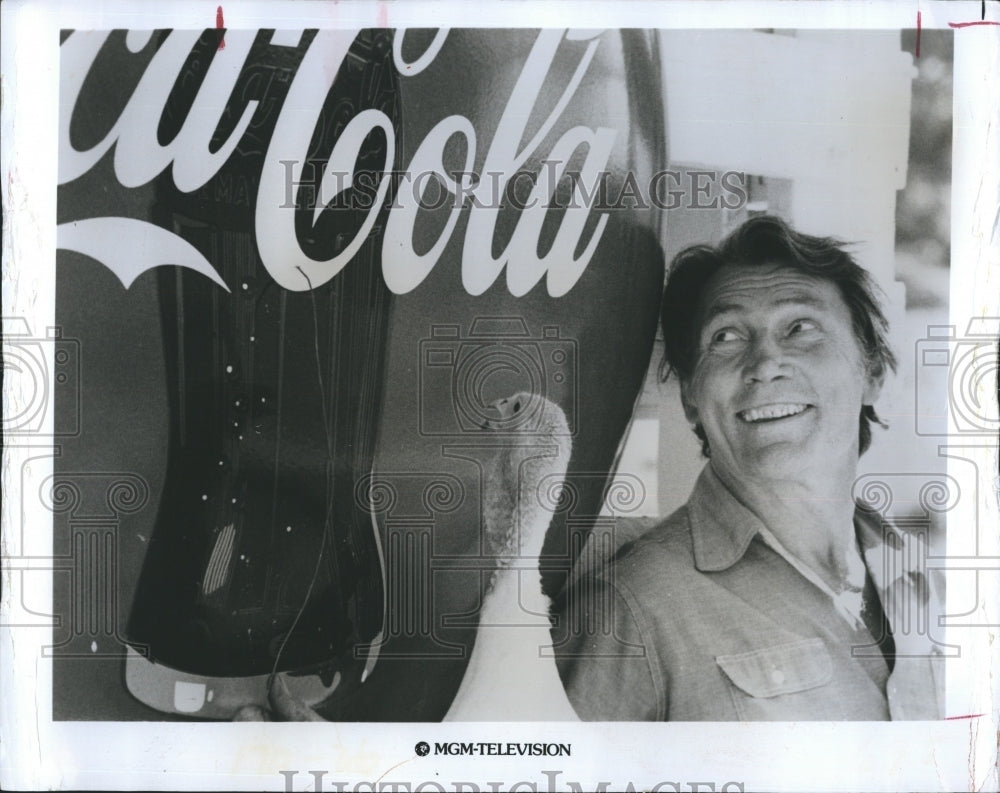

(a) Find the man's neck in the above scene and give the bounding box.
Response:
[710,460,865,592]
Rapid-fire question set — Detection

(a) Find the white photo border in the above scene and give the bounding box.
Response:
[2,1,998,791]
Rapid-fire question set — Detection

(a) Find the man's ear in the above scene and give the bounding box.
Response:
[679,379,700,426]
[863,362,886,406]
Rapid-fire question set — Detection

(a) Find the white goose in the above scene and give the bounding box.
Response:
[443,392,578,721]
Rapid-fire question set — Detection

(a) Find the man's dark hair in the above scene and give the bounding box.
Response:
[659,214,898,456]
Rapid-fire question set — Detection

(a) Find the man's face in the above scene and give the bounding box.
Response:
[680,263,882,489]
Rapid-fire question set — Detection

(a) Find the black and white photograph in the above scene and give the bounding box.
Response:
[2,1,998,791]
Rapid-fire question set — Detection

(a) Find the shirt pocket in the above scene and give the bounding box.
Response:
[716,638,834,720]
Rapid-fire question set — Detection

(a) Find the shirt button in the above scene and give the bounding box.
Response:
[770,668,785,685]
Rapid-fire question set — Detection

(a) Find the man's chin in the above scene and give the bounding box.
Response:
[721,443,822,484]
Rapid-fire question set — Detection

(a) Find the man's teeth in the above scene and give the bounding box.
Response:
[739,404,809,422]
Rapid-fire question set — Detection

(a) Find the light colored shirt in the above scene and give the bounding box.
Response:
[553,464,945,721]
[754,521,867,631]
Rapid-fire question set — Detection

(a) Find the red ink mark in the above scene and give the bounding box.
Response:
[376,2,388,28]
[916,11,921,58]
[216,6,226,51]
[945,713,986,720]
[949,20,1000,27]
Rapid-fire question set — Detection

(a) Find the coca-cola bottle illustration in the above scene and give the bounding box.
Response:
[126,29,399,702]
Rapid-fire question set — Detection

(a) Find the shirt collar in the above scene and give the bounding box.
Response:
[687,463,913,582]
[686,464,935,658]
[688,464,769,572]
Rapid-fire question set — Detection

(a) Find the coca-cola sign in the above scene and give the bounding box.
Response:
[58,28,619,296]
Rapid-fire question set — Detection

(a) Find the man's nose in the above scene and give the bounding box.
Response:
[743,334,787,383]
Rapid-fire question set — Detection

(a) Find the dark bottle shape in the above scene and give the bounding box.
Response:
[126,28,400,681]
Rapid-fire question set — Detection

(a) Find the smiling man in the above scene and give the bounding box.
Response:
[554,215,944,721]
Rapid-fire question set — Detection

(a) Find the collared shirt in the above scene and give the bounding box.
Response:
[553,464,944,721]
[753,520,868,631]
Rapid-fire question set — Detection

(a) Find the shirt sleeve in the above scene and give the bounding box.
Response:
[551,573,662,720]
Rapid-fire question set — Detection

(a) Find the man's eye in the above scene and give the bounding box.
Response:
[710,328,741,344]
[788,319,819,335]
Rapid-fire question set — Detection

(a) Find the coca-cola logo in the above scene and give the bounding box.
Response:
[57,28,617,297]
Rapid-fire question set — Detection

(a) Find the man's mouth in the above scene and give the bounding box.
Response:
[737,403,811,423]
